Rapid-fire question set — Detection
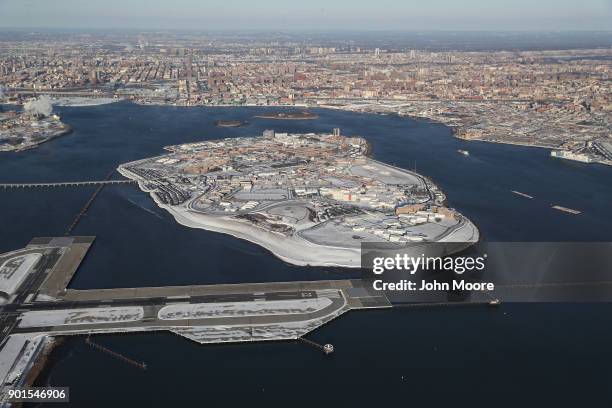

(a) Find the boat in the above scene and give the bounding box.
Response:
[511,190,534,199]
[457,149,470,156]
[551,205,581,215]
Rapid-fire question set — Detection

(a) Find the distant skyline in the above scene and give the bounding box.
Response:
[0,0,611,31]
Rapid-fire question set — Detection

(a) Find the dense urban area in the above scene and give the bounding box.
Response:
[0,32,610,163]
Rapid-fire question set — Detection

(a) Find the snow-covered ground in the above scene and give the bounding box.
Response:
[51,97,120,107]
[117,149,479,268]
[0,253,41,296]
[0,333,45,385]
[158,298,332,320]
[18,307,144,328]
[173,321,325,343]
[162,204,363,267]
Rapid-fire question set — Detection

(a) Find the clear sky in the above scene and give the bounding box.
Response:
[0,0,610,31]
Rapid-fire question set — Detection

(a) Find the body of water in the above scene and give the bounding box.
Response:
[1,102,610,406]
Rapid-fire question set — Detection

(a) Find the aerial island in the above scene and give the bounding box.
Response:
[215,120,246,128]
[118,129,478,267]
[0,96,71,152]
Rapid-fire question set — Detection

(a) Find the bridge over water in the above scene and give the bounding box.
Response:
[0,179,138,189]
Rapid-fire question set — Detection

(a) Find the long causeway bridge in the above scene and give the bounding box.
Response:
[0,179,138,189]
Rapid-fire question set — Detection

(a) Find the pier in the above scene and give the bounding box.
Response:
[65,170,115,235]
[298,337,334,355]
[85,336,147,370]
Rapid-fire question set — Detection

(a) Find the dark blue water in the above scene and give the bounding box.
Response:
[2,102,611,407]
[1,103,610,288]
[29,305,612,407]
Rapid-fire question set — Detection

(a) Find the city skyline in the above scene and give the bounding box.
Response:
[0,3,611,406]
[0,0,611,31]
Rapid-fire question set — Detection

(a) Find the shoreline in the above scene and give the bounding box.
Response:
[127,100,605,160]
[253,112,319,120]
[21,336,61,388]
[5,125,73,153]
[117,164,364,268]
[454,135,612,167]
[454,134,559,150]
[117,142,479,269]
[167,206,362,268]
[155,201,477,269]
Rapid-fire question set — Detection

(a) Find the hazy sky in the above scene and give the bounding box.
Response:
[0,0,610,31]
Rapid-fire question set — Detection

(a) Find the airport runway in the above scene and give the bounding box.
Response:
[0,236,391,391]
